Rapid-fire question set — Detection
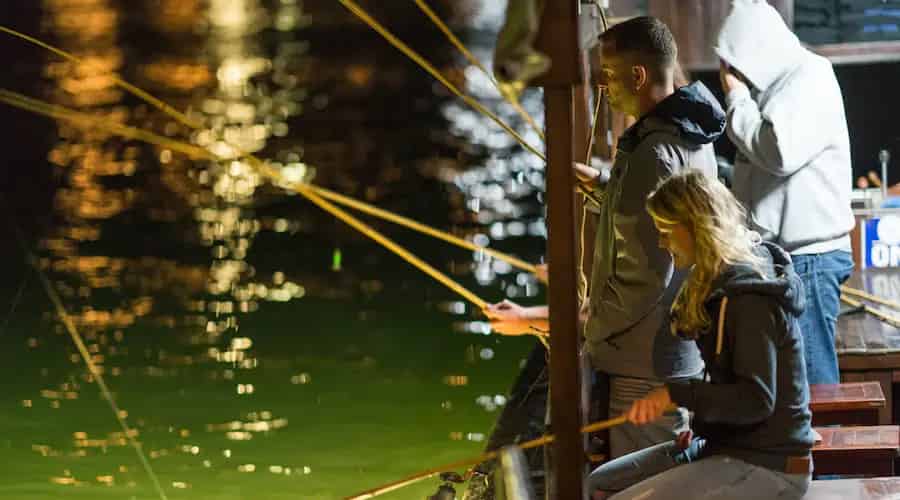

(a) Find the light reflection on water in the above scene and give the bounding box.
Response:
[6,0,546,497]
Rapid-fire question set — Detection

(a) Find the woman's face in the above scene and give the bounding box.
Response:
[653,218,696,269]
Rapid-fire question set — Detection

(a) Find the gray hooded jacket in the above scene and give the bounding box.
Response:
[716,0,854,254]
[585,82,723,379]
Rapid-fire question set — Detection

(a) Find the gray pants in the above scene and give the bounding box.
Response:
[588,439,811,499]
[608,376,688,458]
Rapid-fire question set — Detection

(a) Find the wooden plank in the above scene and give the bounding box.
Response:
[813,425,899,477]
[811,381,885,426]
[841,355,900,371]
[841,372,894,425]
[814,426,899,451]
[813,41,900,66]
[811,382,886,412]
[836,269,900,357]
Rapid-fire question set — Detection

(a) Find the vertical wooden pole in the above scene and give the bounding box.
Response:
[535,1,585,498]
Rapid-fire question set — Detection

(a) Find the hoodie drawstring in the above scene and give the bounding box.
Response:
[716,296,729,357]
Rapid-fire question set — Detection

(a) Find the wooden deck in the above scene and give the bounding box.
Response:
[837,270,900,356]
[837,269,900,425]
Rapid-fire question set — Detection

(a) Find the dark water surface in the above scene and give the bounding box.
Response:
[0,1,550,498]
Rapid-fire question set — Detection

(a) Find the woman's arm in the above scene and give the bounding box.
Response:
[666,295,779,425]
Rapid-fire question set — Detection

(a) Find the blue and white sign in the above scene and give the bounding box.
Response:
[863,215,900,268]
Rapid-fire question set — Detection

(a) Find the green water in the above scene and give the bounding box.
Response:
[0,1,546,498]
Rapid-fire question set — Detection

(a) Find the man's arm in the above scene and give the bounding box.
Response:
[722,64,834,177]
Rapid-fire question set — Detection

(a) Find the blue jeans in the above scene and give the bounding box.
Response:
[587,439,810,499]
[791,251,854,385]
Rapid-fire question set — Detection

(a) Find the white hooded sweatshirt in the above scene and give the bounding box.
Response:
[715,0,854,254]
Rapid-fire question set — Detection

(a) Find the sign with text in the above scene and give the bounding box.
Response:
[863,215,900,269]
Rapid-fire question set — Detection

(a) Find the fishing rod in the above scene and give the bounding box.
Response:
[336,0,605,207]
[345,405,672,500]
[5,211,169,500]
[0,26,546,275]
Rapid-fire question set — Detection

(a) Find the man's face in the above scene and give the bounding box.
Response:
[596,42,640,116]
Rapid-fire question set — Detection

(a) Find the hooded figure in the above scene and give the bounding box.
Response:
[715,0,854,384]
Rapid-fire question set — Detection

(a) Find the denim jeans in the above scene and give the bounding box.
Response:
[587,439,811,499]
[791,251,854,385]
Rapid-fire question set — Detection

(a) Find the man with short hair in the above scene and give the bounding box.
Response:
[716,0,854,384]
[488,16,726,458]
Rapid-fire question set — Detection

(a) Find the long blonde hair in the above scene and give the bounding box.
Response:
[646,170,763,337]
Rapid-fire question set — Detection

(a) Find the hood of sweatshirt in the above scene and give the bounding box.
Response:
[714,0,807,92]
[618,81,726,153]
[707,241,805,317]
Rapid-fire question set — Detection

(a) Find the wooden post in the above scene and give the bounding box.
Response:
[534,1,586,498]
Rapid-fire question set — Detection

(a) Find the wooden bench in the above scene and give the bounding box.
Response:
[811,381,886,426]
[812,425,900,477]
[807,477,900,499]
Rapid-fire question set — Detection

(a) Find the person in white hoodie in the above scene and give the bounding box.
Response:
[715,0,855,384]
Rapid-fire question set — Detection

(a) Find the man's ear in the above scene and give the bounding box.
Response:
[631,65,648,91]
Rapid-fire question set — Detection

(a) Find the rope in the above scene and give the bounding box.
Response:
[411,0,545,142]
[345,410,641,500]
[9,222,169,500]
[577,85,605,303]
[716,297,729,356]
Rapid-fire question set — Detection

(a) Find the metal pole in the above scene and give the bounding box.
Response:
[880,149,891,201]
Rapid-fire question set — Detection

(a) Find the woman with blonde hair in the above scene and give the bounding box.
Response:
[587,170,814,499]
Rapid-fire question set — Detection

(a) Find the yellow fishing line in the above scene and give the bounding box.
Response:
[337,0,603,206]
[336,0,545,160]
[0,26,204,130]
[0,90,212,159]
[8,223,169,500]
[1,26,542,274]
[345,408,645,499]
[412,0,545,142]
[310,185,538,274]
[0,88,494,311]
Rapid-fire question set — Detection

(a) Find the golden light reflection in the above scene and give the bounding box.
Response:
[26,0,323,492]
[443,375,469,386]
